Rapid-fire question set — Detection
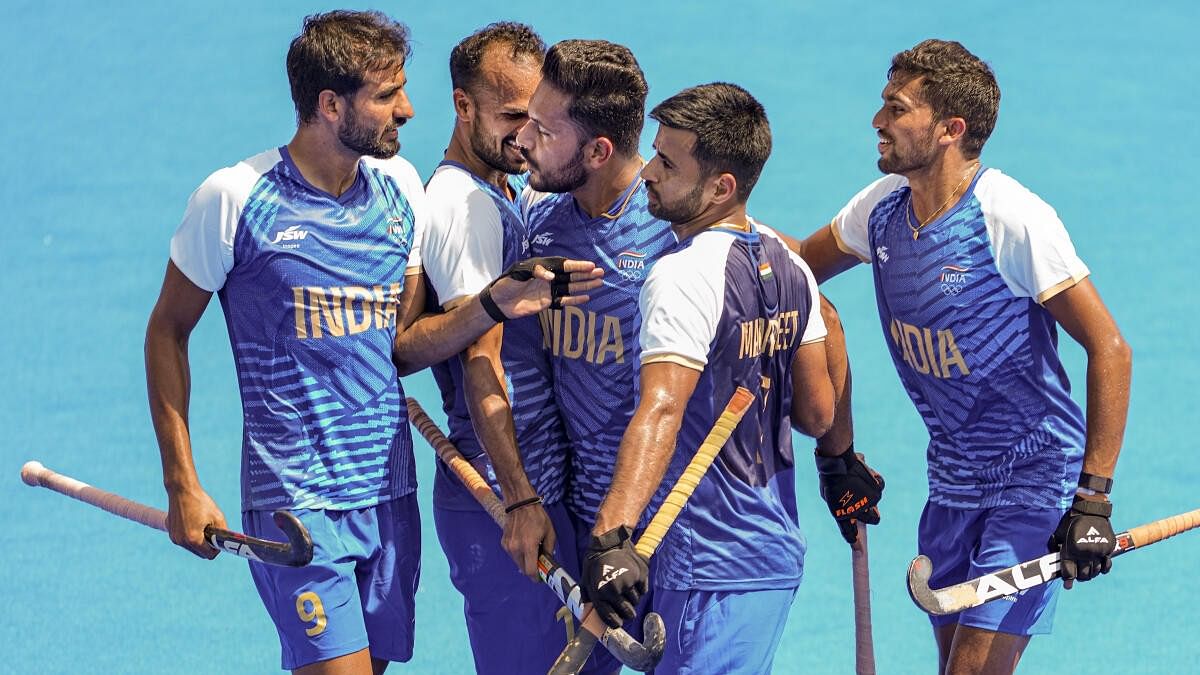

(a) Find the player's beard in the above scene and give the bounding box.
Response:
[471,119,525,175]
[339,105,401,159]
[647,182,705,224]
[877,123,938,175]
[524,143,588,193]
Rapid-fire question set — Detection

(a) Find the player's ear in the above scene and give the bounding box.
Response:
[452,88,473,123]
[710,172,738,207]
[316,90,342,123]
[585,136,615,169]
[939,116,967,147]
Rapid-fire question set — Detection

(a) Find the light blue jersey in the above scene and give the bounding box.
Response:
[831,168,1090,509]
[170,147,427,511]
[523,177,677,526]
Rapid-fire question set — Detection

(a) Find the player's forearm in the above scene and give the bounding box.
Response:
[393,295,498,375]
[815,295,855,456]
[144,325,204,494]
[461,330,538,501]
[593,396,685,534]
[1081,335,1133,479]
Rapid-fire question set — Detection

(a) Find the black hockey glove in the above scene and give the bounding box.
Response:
[580,525,648,628]
[815,444,884,544]
[1048,495,1116,588]
[478,256,573,321]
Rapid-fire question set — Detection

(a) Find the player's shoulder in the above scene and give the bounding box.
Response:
[521,185,569,222]
[362,154,423,194]
[425,163,483,202]
[974,168,1062,234]
[193,148,281,206]
[852,173,909,208]
[756,222,816,275]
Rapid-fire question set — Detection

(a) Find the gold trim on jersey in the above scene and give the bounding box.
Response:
[641,352,706,372]
[1036,271,1090,304]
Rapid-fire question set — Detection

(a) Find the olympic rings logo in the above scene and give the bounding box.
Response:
[941,283,964,296]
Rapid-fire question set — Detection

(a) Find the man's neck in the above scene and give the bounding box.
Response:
[445,126,510,195]
[904,152,981,223]
[672,204,747,243]
[287,126,362,197]
[572,154,643,219]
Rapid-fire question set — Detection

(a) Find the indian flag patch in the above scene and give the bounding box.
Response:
[758,262,775,283]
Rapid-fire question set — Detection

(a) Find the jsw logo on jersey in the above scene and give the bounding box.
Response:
[596,564,629,590]
[271,225,310,246]
[532,232,554,247]
[1076,527,1110,545]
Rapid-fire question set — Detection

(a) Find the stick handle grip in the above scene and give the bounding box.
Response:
[634,387,755,558]
[1125,508,1200,549]
[405,399,508,525]
[851,522,876,675]
[22,460,168,531]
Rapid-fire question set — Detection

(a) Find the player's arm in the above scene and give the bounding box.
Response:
[449,298,555,579]
[392,260,603,375]
[1043,278,1131,586]
[1044,279,1132,482]
[584,360,701,626]
[788,225,861,284]
[808,295,883,545]
[594,361,701,533]
[144,261,229,560]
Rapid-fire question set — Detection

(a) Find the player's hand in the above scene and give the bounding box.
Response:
[1048,494,1115,589]
[581,525,648,629]
[486,256,604,318]
[166,486,227,560]
[815,444,884,545]
[501,499,557,580]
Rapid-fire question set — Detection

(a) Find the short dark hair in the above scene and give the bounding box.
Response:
[650,82,772,203]
[286,10,411,124]
[450,22,545,95]
[541,39,647,157]
[888,39,1000,158]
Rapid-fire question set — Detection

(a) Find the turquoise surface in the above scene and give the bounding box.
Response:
[3,1,1197,672]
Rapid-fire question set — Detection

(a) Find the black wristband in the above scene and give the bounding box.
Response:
[503,495,543,514]
[478,286,509,323]
[1078,472,1113,495]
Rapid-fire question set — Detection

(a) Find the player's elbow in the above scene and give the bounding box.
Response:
[792,399,834,438]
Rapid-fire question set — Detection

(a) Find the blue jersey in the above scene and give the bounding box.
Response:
[422,163,569,504]
[638,222,827,590]
[523,178,677,526]
[170,147,427,511]
[831,169,1089,509]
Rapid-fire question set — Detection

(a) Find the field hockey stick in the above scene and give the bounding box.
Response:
[852,522,876,675]
[20,460,313,566]
[548,386,756,674]
[404,398,665,673]
[908,507,1200,615]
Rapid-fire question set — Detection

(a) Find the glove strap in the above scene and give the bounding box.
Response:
[1071,495,1113,518]
[814,443,855,475]
[1078,472,1113,495]
[590,525,634,551]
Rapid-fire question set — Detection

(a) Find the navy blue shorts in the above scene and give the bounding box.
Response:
[919,501,1066,636]
[243,496,420,670]
[434,464,579,675]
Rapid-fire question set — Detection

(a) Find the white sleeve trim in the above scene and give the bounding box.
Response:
[423,167,505,307]
[831,174,908,263]
[976,170,1091,304]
